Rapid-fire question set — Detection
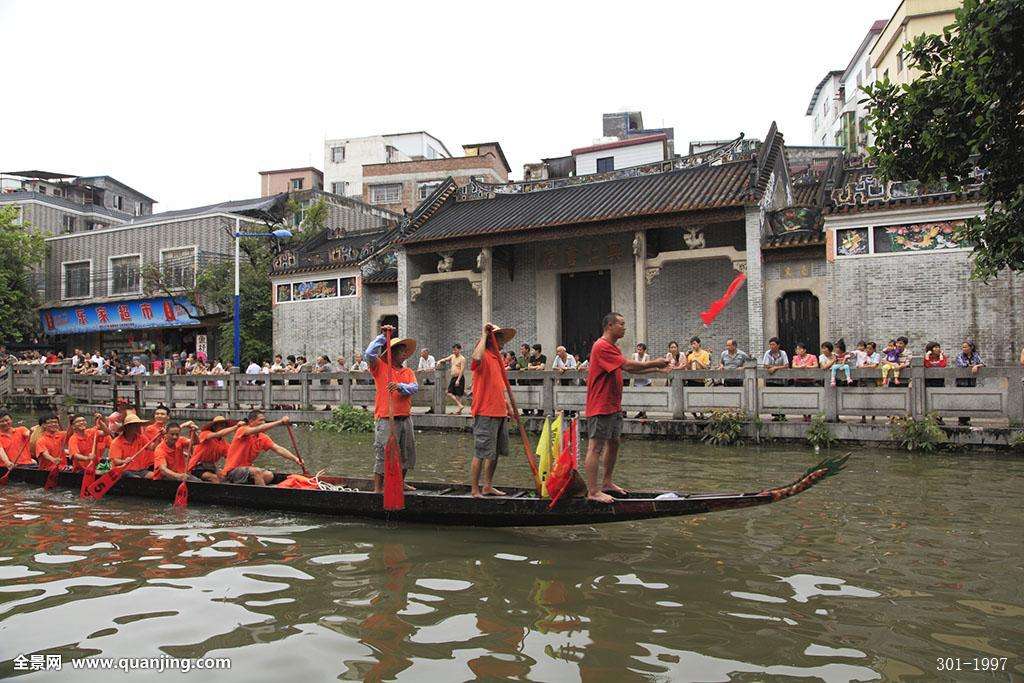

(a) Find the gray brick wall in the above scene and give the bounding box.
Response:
[826,250,1024,363]
[272,288,363,361]
[646,257,750,359]
[492,243,538,342]
[43,216,232,303]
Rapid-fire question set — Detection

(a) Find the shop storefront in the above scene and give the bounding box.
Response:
[39,296,218,359]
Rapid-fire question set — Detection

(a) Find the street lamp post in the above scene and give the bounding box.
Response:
[233,217,292,369]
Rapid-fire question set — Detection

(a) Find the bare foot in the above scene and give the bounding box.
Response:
[455,406,465,415]
[602,483,628,496]
[404,483,417,491]
[481,486,506,496]
[587,491,616,504]
[471,489,483,498]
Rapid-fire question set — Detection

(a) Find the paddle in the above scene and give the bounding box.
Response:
[490,329,541,493]
[43,415,71,491]
[382,327,405,511]
[285,424,309,476]
[86,429,164,500]
[79,428,100,498]
[173,427,196,508]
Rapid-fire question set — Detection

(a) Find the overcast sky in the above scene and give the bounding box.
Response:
[1,0,896,211]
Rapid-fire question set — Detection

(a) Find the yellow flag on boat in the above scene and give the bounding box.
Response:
[546,413,562,497]
[537,417,553,497]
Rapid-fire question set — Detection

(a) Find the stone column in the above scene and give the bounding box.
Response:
[479,247,493,325]
[744,207,765,356]
[633,231,647,343]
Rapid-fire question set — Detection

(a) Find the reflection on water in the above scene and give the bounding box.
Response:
[1,429,1022,681]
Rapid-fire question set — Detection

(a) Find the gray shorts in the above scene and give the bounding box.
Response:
[374,417,417,475]
[473,415,509,460]
[587,412,623,441]
[224,467,256,484]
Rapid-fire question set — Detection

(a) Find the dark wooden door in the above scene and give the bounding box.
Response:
[777,291,820,357]
[560,270,611,360]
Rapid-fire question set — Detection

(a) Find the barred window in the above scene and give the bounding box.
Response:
[110,255,141,295]
[63,261,91,299]
[370,184,401,204]
[161,247,196,288]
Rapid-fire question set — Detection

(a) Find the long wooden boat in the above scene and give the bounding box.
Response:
[2,456,847,527]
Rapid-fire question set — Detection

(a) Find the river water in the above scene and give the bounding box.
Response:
[0,426,1021,682]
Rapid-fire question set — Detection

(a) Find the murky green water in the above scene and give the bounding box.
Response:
[0,426,1021,681]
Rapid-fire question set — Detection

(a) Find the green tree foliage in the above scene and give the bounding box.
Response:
[286,197,329,241]
[0,206,47,342]
[864,0,1024,280]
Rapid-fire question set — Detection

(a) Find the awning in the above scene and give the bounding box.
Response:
[40,297,203,336]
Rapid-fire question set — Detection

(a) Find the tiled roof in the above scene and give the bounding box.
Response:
[792,181,824,206]
[763,231,826,250]
[401,159,754,245]
[826,164,986,214]
[272,228,386,275]
[362,267,397,284]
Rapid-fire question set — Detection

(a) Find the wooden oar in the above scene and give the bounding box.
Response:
[382,328,405,510]
[86,429,164,500]
[490,330,541,493]
[285,424,309,476]
[79,429,100,498]
[173,427,196,508]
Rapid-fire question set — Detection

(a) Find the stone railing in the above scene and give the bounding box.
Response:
[4,364,1023,425]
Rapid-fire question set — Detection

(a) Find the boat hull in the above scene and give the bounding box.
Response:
[2,466,781,527]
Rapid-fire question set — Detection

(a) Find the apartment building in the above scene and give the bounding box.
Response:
[323,131,451,198]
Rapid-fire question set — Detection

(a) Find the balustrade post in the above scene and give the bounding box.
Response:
[910,363,925,419]
[262,377,272,410]
[196,378,206,409]
[339,373,352,406]
[299,372,311,409]
[823,373,838,422]
[61,368,71,396]
[33,366,43,395]
[86,375,95,405]
[227,373,238,410]
[744,365,758,419]
[431,370,445,414]
[164,374,174,408]
[670,372,685,419]
[542,373,555,417]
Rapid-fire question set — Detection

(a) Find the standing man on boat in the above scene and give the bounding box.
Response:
[188,416,237,483]
[585,312,669,504]
[469,322,516,498]
[219,411,301,485]
[365,325,419,493]
[0,412,32,467]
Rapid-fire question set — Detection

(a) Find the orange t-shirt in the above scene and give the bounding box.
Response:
[0,427,33,465]
[153,437,189,479]
[190,430,229,468]
[220,430,275,477]
[34,431,67,469]
[471,350,509,418]
[369,359,416,419]
[67,429,110,471]
[109,434,154,472]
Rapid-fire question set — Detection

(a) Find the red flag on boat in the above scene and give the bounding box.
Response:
[80,465,96,498]
[547,418,579,509]
[173,481,188,507]
[699,272,747,327]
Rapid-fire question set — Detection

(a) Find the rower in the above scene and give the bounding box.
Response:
[188,416,237,483]
[34,415,67,471]
[109,413,157,477]
[153,421,201,482]
[469,322,517,498]
[0,412,33,468]
[365,324,419,494]
[106,397,133,436]
[143,405,171,449]
[219,410,301,486]
[67,413,111,471]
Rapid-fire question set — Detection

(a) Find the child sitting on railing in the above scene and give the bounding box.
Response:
[830,339,854,387]
[880,339,901,386]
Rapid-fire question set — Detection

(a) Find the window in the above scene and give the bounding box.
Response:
[111,194,124,211]
[292,199,309,228]
[86,221,106,231]
[834,221,968,258]
[63,261,91,299]
[38,186,47,195]
[596,157,614,173]
[291,178,304,190]
[160,247,196,288]
[278,276,358,303]
[896,50,904,73]
[134,201,143,216]
[370,184,401,205]
[331,146,345,163]
[418,180,442,200]
[62,215,76,233]
[331,181,348,196]
[110,255,142,295]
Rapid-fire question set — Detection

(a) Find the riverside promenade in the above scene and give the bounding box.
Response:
[4,364,1023,448]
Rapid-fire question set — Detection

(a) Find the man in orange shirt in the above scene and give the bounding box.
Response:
[109,413,158,477]
[153,421,201,481]
[142,405,171,449]
[67,413,112,472]
[220,410,300,485]
[365,325,419,494]
[469,323,516,498]
[188,416,237,483]
[0,412,33,468]
[34,415,68,471]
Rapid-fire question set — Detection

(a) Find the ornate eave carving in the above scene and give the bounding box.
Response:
[408,269,483,302]
[643,245,747,284]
